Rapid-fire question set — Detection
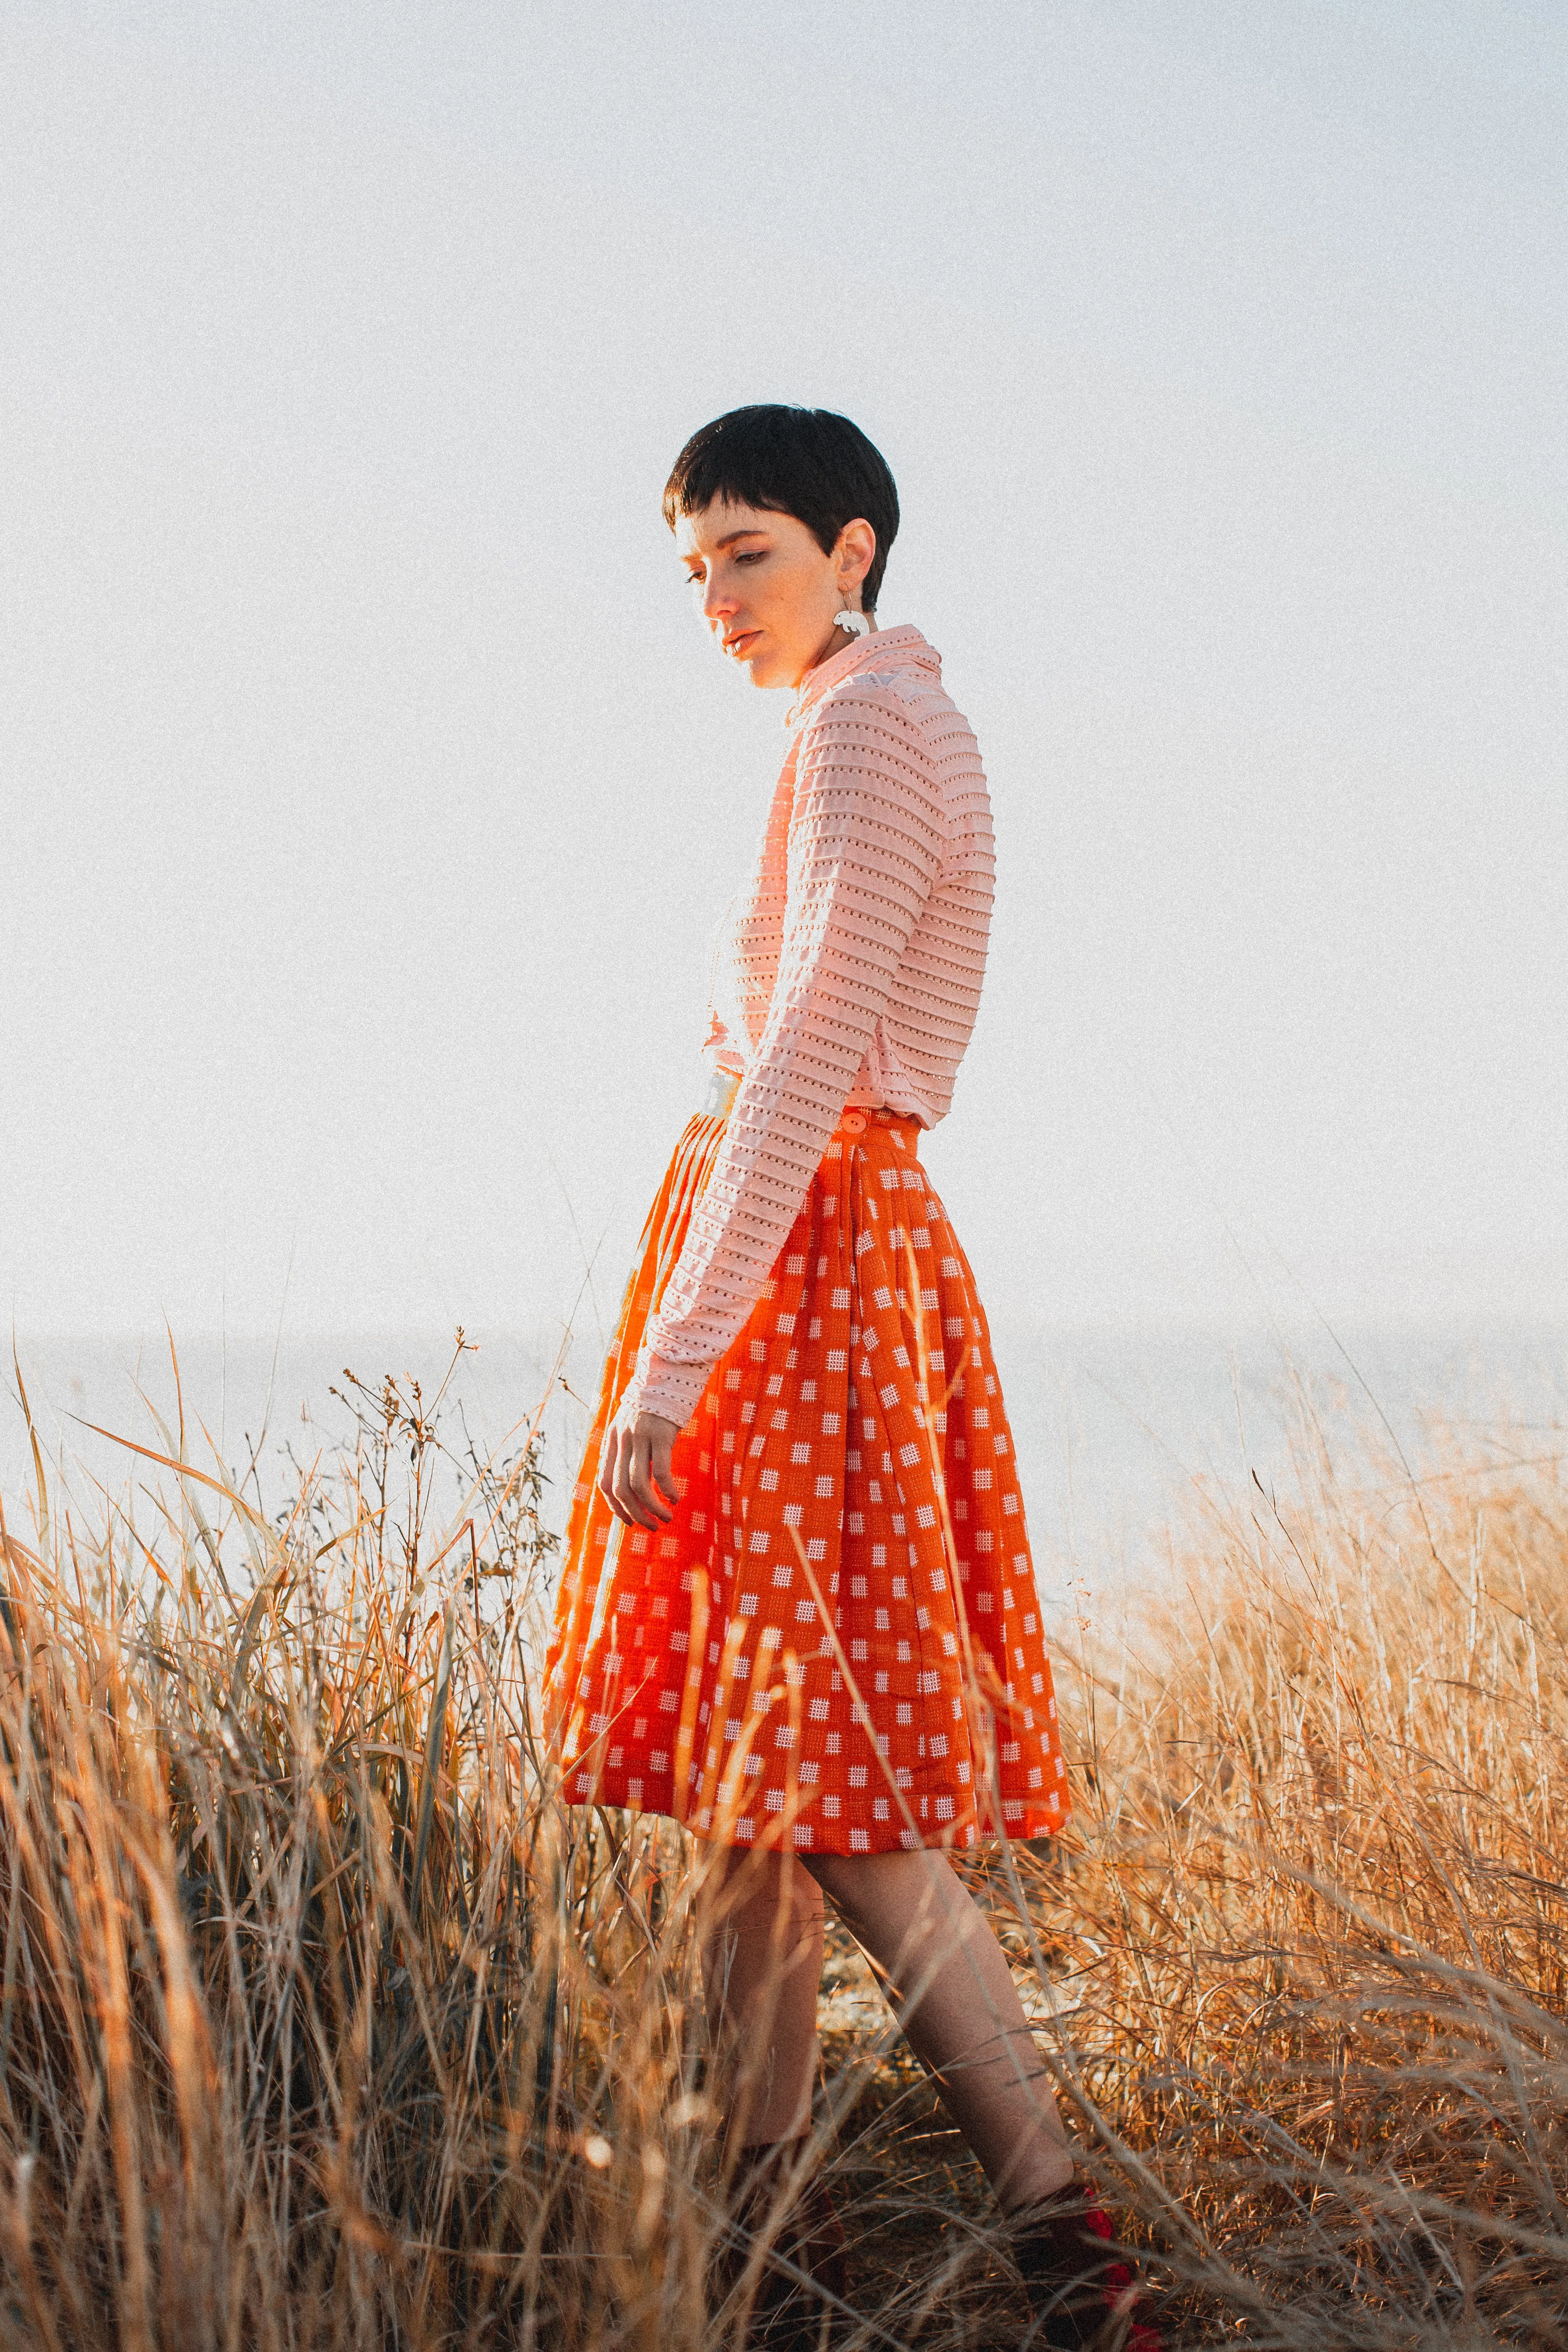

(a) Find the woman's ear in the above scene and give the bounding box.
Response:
[836,517,877,605]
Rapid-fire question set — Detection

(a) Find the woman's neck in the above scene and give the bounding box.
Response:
[797,610,878,686]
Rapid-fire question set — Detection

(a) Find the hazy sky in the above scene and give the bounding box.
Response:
[4,1,1564,1354]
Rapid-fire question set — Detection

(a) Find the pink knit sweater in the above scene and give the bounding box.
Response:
[622,625,995,1430]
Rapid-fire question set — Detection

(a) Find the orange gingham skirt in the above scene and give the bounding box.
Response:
[543,1104,1071,1854]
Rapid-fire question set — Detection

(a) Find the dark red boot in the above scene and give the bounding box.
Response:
[1012,2184,1163,2350]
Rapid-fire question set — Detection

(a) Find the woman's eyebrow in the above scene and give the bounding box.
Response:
[680,527,768,566]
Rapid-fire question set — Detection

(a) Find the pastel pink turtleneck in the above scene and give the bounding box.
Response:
[621,624,995,1430]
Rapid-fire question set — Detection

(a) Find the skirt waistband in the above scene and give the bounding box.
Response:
[830,1104,922,1153]
[700,1077,921,1157]
[701,1069,920,1153]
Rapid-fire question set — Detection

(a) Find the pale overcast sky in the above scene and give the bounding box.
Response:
[3,1,1564,1354]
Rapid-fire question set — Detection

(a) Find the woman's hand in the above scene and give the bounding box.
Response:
[599,1408,682,1530]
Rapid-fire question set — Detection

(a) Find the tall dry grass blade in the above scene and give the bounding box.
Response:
[10,1349,48,1549]
[410,1598,455,1926]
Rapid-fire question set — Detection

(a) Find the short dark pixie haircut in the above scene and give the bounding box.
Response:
[663,405,899,612]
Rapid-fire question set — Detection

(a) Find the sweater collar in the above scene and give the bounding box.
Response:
[786,623,940,730]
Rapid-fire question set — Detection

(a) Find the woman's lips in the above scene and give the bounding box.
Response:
[724,629,761,658]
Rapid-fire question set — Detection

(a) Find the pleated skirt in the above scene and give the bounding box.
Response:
[543,1103,1070,1854]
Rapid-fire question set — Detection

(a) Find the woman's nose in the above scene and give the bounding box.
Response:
[702,575,736,623]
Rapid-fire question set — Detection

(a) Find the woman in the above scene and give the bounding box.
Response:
[545,407,1158,2350]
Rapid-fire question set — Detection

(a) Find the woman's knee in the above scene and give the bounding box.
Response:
[802,1845,926,1923]
[803,1849,979,1964]
[799,1850,859,1917]
[704,1843,826,1926]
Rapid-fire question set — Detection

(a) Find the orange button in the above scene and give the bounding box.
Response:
[838,1112,867,1136]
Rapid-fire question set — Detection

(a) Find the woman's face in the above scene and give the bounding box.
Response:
[674,500,875,688]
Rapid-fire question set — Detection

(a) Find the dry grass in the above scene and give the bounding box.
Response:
[0,1339,1565,2348]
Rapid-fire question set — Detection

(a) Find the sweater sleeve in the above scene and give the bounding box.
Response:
[620,677,946,1429]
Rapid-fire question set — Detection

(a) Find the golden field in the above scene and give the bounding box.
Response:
[0,1340,1563,2348]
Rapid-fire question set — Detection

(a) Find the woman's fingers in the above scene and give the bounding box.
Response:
[616,1425,663,1527]
[597,1413,679,1530]
[596,1423,625,1518]
[620,1414,676,1525]
[644,1416,678,1519]
[599,1423,650,1528]
[597,1423,642,1525]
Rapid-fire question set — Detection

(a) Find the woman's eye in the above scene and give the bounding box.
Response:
[736,551,763,565]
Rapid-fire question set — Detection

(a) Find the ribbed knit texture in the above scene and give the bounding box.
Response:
[623,625,994,1430]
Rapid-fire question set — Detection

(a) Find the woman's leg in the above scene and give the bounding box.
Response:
[804,1848,1076,2214]
[694,1841,1075,2198]
[698,1845,826,2150]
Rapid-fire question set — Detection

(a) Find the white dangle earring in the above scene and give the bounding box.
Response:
[833,594,871,639]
